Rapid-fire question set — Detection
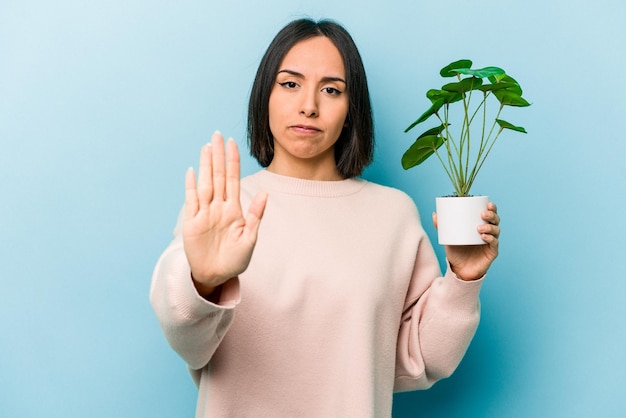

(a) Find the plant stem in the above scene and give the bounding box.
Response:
[468,127,504,189]
[467,93,488,127]
[459,75,471,191]
[439,106,462,184]
[435,106,464,196]
[478,91,488,182]
[433,147,460,195]
[463,91,473,190]
[466,103,505,190]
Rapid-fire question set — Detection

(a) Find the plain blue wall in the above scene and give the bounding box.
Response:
[1,0,625,416]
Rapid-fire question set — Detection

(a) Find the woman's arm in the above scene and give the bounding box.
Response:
[150,132,267,370]
[150,235,240,370]
[394,205,499,391]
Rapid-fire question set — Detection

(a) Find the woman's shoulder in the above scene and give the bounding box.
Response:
[356,181,428,238]
[362,180,416,205]
[358,180,424,221]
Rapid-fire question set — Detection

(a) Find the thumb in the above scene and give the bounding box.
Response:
[432,212,438,230]
[244,191,269,241]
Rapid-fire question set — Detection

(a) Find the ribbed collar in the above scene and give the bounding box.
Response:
[251,170,367,197]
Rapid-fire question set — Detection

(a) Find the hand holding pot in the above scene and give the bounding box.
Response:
[433,202,500,281]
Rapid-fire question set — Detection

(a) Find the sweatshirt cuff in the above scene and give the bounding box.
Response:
[213,276,241,307]
[432,266,484,316]
[165,248,241,318]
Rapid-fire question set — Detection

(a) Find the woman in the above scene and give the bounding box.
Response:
[150,18,500,417]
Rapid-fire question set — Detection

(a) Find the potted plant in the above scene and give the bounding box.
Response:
[402,59,530,245]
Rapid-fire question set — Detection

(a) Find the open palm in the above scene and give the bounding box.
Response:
[183,132,268,295]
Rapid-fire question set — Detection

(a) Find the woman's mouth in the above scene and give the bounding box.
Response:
[291,125,321,134]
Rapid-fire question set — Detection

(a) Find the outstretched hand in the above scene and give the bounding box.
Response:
[433,202,500,281]
[183,132,268,296]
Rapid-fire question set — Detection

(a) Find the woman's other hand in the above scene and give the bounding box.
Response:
[433,202,500,281]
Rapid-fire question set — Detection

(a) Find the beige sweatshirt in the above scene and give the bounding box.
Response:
[150,170,483,417]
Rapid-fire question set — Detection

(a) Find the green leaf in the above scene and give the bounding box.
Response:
[453,66,505,79]
[442,77,483,93]
[496,119,527,133]
[405,98,445,132]
[426,89,463,104]
[402,134,445,169]
[418,123,448,138]
[477,82,518,92]
[488,74,522,95]
[493,89,531,107]
[487,73,506,83]
[440,59,472,77]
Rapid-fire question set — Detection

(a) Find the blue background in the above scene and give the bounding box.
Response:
[1,0,625,416]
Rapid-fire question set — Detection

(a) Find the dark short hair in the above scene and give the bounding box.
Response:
[247,18,374,178]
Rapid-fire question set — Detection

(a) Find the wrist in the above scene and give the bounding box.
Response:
[456,273,484,282]
[191,274,217,298]
[449,263,485,282]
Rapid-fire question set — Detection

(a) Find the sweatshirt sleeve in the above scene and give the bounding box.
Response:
[394,233,483,392]
[149,212,240,371]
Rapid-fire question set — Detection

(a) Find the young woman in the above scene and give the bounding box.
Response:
[150,18,500,417]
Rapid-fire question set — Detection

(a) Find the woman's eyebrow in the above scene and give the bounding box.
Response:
[277,69,346,84]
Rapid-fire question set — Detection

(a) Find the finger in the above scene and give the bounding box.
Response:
[487,202,498,214]
[184,167,199,220]
[212,132,226,201]
[481,233,499,250]
[197,144,213,208]
[482,209,500,226]
[479,220,500,232]
[244,191,269,241]
[225,138,240,202]
[432,212,438,230]
[479,223,501,239]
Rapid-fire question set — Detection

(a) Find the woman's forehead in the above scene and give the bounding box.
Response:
[278,36,345,77]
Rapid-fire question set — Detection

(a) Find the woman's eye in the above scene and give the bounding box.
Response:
[323,87,342,95]
[279,81,298,89]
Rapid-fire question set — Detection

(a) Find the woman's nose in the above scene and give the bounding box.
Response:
[299,88,318,117]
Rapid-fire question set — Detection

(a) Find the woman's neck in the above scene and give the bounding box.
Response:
[266,158,344,181]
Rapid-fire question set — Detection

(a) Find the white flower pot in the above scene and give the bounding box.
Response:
[435,196,489,245]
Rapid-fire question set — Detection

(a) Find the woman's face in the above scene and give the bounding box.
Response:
[267,36,349,179]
